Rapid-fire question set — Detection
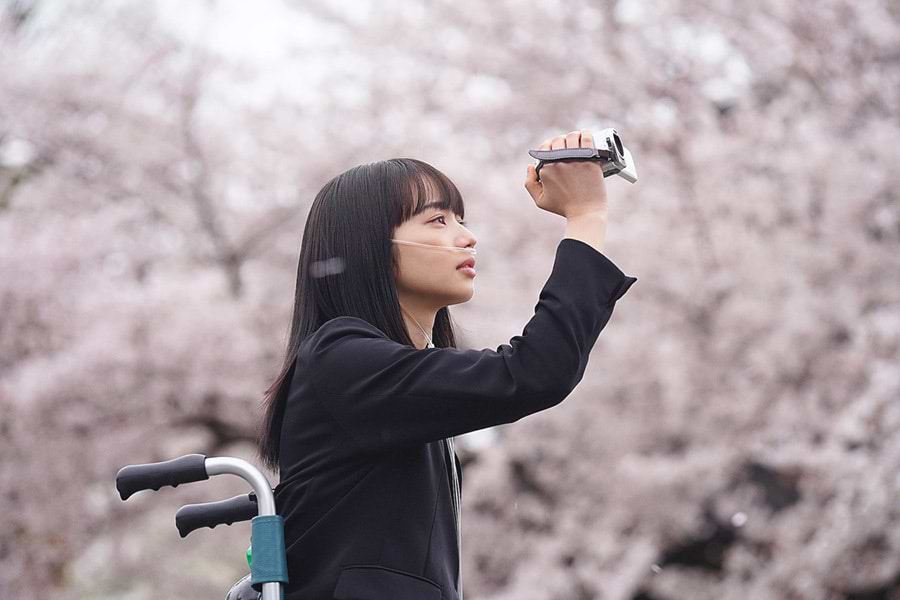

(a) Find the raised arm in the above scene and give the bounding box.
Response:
[302,237,637,454]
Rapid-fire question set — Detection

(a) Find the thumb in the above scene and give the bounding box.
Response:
[524,164,541,196]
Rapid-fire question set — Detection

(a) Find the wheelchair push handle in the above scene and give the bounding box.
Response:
[116,453,209,501]
[115,455,286,599]
[175,491,262,538]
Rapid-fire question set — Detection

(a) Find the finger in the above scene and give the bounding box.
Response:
[550,135,566,150]
[565,130,581,149]
[580,129,594,149]
[539,138,552,150]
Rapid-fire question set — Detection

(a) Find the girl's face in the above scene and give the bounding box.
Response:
[392,202,478,308]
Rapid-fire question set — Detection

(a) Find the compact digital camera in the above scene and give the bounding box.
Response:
[528,128,637,184]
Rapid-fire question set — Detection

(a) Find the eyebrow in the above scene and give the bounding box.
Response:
[419,202,457,215]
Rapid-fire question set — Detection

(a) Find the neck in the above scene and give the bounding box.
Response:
[398,299,437,349]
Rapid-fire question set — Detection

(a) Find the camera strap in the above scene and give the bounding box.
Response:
[528,146,615,181]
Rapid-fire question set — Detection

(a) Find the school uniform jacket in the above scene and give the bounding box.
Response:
[274,238,638,599]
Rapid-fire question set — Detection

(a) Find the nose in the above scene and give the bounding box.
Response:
[459,231,477,252]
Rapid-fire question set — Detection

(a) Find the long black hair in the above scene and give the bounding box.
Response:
[255,158,468,473]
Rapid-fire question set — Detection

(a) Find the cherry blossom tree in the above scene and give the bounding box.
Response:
[1,0,897,598]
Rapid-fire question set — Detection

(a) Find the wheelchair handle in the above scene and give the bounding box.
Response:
[116,455,284,600]
[116,453,209,501]
[176,492,263,538]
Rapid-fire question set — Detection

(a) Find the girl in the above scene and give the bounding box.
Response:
[255,130,637,600]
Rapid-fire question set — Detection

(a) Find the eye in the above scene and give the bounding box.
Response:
[432,215,468,227]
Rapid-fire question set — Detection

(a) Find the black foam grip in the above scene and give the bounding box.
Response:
[116,453,209,501]
[175,492,260,538]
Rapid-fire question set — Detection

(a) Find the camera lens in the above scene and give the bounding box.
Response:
[612,133,624,157]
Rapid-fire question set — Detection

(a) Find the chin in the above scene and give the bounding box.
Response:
[445,287,475,306]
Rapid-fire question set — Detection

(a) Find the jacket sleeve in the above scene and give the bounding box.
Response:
[302,238,638,453]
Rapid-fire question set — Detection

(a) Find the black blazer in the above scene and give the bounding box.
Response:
[274,238,637,599]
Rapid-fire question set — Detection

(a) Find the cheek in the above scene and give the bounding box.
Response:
[396,256,448,291]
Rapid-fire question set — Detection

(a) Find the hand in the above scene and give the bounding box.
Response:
[524,129,610,220]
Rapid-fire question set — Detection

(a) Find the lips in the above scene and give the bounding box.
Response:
[457,257,476,269]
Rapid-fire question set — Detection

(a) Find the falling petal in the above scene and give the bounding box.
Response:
[310,257,347,278]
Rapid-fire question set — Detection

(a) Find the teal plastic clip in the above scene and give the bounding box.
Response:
[249,515,288,592]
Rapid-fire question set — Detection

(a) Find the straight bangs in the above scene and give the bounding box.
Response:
[392,159,467,227]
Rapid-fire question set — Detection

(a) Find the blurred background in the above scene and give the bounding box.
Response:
[1,0,898,598]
